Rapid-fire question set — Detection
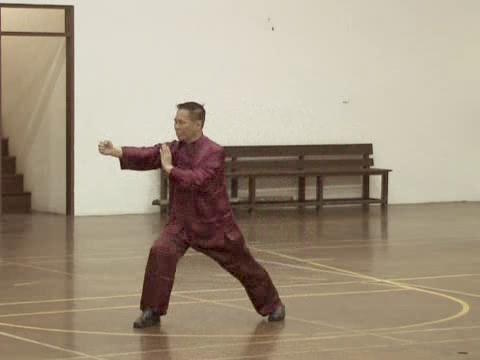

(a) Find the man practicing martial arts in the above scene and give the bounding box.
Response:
[98,102,285,328]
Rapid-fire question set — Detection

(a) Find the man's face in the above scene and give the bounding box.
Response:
[174,109,202,142]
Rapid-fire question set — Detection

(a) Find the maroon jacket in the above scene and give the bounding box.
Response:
[120,135,236,247]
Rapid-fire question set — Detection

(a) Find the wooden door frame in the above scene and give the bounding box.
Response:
[0,3,74,215]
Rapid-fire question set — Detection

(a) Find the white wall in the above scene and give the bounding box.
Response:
[1,9,66,214]
[2,0,480,215]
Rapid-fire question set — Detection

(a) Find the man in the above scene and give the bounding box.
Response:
[98,102,285,328]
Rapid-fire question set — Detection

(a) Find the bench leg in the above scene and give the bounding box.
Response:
[248,176,256,213]
[298,176,306,209]
[362,174,370,210]
[160,173,168,215]
[231,177,238,199]
[316,176,324,212]
[381,173,389,207]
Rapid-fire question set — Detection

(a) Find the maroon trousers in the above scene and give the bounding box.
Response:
[140,224,281,316]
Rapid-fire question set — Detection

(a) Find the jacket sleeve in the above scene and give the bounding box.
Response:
[119,143,162,171]
[169,148,224,190]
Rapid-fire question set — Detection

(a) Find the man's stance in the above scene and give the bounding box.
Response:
[98,102,285,328]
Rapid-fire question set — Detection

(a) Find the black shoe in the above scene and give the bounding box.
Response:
[133,309,160,329]
[268,303,286,322]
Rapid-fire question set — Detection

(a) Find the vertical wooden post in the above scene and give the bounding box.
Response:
[160,171,168,214]
[248,176,256,213]
[362,153,370,202]
[298,155,305,208]
[316,176,323,212]
[65,6,75,215]
[381,172,389,207]
[231,156,238,199]
[0,7,3,216]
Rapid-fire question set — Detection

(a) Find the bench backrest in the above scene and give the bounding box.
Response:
[224,144,374,172]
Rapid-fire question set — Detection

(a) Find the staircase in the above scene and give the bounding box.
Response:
[2,138,31,213]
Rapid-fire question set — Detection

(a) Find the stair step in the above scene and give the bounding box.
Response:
[2,156,16,174]
[2,138,8,156]
[2,192,31,213]
[2,174,24,194]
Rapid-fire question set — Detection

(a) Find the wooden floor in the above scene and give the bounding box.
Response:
[0,203,479,359]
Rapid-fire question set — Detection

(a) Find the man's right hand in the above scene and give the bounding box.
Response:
[98,140,122,158]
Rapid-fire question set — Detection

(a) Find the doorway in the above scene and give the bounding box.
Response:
[0,4,74,215]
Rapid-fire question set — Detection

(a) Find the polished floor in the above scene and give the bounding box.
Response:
[0,203,479,359]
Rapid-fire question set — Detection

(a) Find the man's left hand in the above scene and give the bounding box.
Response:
[160,144,173,173]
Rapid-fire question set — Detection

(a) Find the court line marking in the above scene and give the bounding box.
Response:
[15,256,149,265]
[47,328,480,360]
[400,284,480,298]
[0,303,182,319]
[252,247,471,331]
[0,254,472,341]
[0,320,303,339]
[0,260,472,356]
[0,280,376,307]
[24,336,480,360]
[0,288,408,319]
[15,255,330,265]
[259,259,355,277]
[384,324,480,336]
[4,255,479,282]
[255,242,437,252]
[13,281,41,287]
[0,290,408,341]
[391,273,480,281]
[0,252,202,265]
[0,330,104,360]
[0,250,203,262]
[0,280,478,356]
[286,276,327,281]
[48,336,384,360]
[0,237,454,264]
[1,255,348,281]
[212,288,408,302]
[1,272,477,308]
[2,262,76,277]
[44,326,480,359]
[0,250,155,261]
[175,293,411,345]
[114,337,480,360]
[0,293,140,307]
[0,236,386,263]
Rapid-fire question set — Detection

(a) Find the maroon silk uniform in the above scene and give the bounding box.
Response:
[120,135,281,316]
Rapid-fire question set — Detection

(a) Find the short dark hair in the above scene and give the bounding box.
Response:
[177,101,206,128]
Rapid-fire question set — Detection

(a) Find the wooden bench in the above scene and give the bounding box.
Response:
[153,143,391,212]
